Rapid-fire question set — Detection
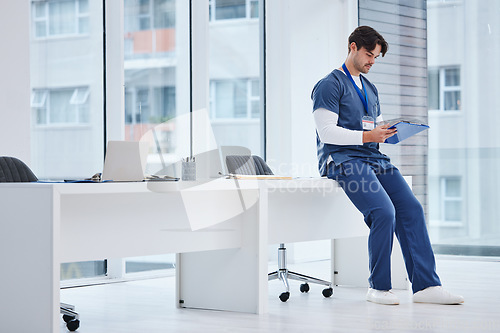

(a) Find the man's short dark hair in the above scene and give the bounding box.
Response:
[348,26,388,56]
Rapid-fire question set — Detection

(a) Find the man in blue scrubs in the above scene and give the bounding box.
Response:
[312,26,464,305]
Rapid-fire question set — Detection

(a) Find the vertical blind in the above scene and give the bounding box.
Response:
[358,0,429,214]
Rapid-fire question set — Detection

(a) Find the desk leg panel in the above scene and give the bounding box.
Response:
[332,236,409,290]
[0,187,59,333]
[176,188,269,314]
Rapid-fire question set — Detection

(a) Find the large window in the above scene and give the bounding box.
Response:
[30,0,105,279]
[121,0,264,272]
[30,0,104,178]
[28,0,265,280]
[209,1,263,156]
[427,0,500,254]
[122,0,190,274]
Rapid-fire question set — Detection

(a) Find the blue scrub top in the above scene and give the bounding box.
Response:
[312,69,390,176]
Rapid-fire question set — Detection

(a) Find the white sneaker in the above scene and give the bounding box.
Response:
[413,286,464,305]
[366,288,400,305]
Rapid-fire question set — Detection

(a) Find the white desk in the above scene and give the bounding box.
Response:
[0,178,404,332]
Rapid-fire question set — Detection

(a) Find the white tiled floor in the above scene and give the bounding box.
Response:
[60,257,500,332]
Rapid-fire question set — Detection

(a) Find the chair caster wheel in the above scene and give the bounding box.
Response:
[279,292,290,302]
[66,318,80,331]
[322,287,334,298]
[300,283,310,293]
[62,315,74,323]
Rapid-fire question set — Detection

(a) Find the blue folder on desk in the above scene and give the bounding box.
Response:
[384,120,429,144]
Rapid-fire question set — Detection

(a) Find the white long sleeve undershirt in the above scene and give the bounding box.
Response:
[313,108,383,145]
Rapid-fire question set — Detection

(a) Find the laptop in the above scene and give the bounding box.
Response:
[101,140,149,182]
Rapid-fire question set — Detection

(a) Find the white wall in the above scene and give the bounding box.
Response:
[265,0,358,262]
[265,0,357,177]
[0,2,31,163]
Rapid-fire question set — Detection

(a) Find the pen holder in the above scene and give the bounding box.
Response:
[182,160,196,181]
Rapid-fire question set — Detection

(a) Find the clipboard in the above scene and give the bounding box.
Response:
[382,119,429,144]
[227,174,293,180]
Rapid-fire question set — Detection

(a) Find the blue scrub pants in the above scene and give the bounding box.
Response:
[328,159,441,293]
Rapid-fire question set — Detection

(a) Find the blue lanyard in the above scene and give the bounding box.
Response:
[342,63,368,114]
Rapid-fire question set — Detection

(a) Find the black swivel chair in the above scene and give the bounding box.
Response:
[225,155,333,302]
[0,156,80,331]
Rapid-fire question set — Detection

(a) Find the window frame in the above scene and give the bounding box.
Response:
[439,176,464,227]
[428,66,462,113]
[138,0,152,30]
[32,0,90,40]
[31,87,91,126]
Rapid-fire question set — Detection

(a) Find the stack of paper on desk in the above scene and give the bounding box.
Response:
[228,174,293,180]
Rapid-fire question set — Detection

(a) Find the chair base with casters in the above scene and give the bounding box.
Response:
[61,303,80,331]
[268,243,333,302]
[224,155,334,302]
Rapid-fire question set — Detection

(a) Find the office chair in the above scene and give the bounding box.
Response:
[0,156,80,331]
[225,155,333,302]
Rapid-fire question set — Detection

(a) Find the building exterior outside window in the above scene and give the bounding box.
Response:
[440,177,463,225]
[428,66,461,112]
[209,0,258,21]
[30,0,104,180]
[122,0,190,273]
[29,0,105,279]
[33,0,90,38]
[428,0,500,254]
[208,1,262,155]
[210,79,259,119]
[127,0,175,30]
[124,0,176,58]
[121,0,263,272]
[32,87,90,125]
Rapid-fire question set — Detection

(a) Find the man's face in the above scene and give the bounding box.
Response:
[351,43,381,74]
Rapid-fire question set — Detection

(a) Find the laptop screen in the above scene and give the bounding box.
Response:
[101,141,149,182]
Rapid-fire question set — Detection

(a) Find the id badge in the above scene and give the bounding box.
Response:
[362,116,375,130]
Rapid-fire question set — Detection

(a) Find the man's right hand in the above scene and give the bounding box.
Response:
[363,124,397,143]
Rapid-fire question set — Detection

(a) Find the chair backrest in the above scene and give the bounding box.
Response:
[0,156,38,182]
[225,155,273,176]
[220,146,251,175]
